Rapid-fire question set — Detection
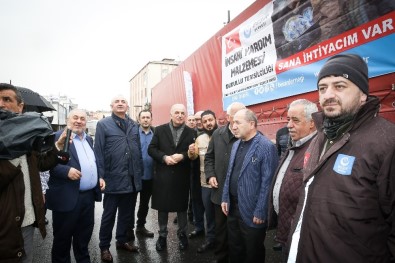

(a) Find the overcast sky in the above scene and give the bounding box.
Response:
[0,0,255,111]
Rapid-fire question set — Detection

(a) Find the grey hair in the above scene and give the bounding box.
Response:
[67,108,87,118]
[110,95,128,106]
[238,108,258,127]
[226,102,246,115]
[289,99,318,121]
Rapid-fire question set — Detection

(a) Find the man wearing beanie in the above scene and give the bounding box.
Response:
[287,54,395,263]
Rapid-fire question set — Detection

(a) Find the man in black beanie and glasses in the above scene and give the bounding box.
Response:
[286,54,395,263]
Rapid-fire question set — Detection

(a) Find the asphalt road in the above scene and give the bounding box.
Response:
[33,198,282,263]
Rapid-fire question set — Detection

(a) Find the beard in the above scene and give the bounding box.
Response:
[203,123,218,136]
[321,97,361,120]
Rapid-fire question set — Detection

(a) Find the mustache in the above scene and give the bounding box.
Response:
[322,98,341,106]
[204,124,218,135]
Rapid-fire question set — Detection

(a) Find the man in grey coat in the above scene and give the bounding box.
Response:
[148,103,196,252]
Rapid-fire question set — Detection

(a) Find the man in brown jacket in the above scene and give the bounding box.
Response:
[269,99,317,262]
[0,83,67,262]
[287,54,395,262]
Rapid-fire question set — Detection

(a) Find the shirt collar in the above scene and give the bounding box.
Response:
[72,131,86,141]
[139,126,152,134]
[292,130,317,147]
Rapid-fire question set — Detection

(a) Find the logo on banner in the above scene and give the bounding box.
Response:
[333,154,355,176]
[225,31,241,54]
[243,28,252,39]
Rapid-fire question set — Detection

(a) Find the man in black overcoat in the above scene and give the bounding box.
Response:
[148,103,197,252]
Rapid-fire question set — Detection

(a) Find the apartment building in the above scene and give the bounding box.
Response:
[129,58,180,120]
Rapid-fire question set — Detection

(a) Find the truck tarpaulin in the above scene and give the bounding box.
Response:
[151,0,395,139]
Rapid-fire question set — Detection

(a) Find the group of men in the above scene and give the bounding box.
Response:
[148,100,280,263]
[1,53,394,263]
[39,95,155,263]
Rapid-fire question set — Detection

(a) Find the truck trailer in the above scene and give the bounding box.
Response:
[150,0,395,140]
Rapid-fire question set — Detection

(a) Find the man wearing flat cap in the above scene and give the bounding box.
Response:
[287,54,395,263]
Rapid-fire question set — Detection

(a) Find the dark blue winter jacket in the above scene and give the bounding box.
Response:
[94,113,143,193]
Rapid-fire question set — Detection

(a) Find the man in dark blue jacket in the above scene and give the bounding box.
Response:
[94,95,143,263]
[47,109,104,263]
[222,109,278,263]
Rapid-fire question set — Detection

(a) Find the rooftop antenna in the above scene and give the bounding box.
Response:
[224,10,231,25]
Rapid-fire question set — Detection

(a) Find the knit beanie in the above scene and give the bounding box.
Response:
[317,54,369,95]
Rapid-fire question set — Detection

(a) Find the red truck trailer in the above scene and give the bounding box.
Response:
[151,0,395,140]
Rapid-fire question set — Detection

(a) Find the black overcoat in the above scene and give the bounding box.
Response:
[148,123,196,212]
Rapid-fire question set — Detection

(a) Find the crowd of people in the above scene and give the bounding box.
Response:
[1,53,394,263]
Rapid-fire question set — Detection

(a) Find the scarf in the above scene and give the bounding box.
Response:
[323,114,354,140]
[169,121,185,147]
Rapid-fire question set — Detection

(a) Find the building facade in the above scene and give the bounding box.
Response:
[129,58,180,120]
